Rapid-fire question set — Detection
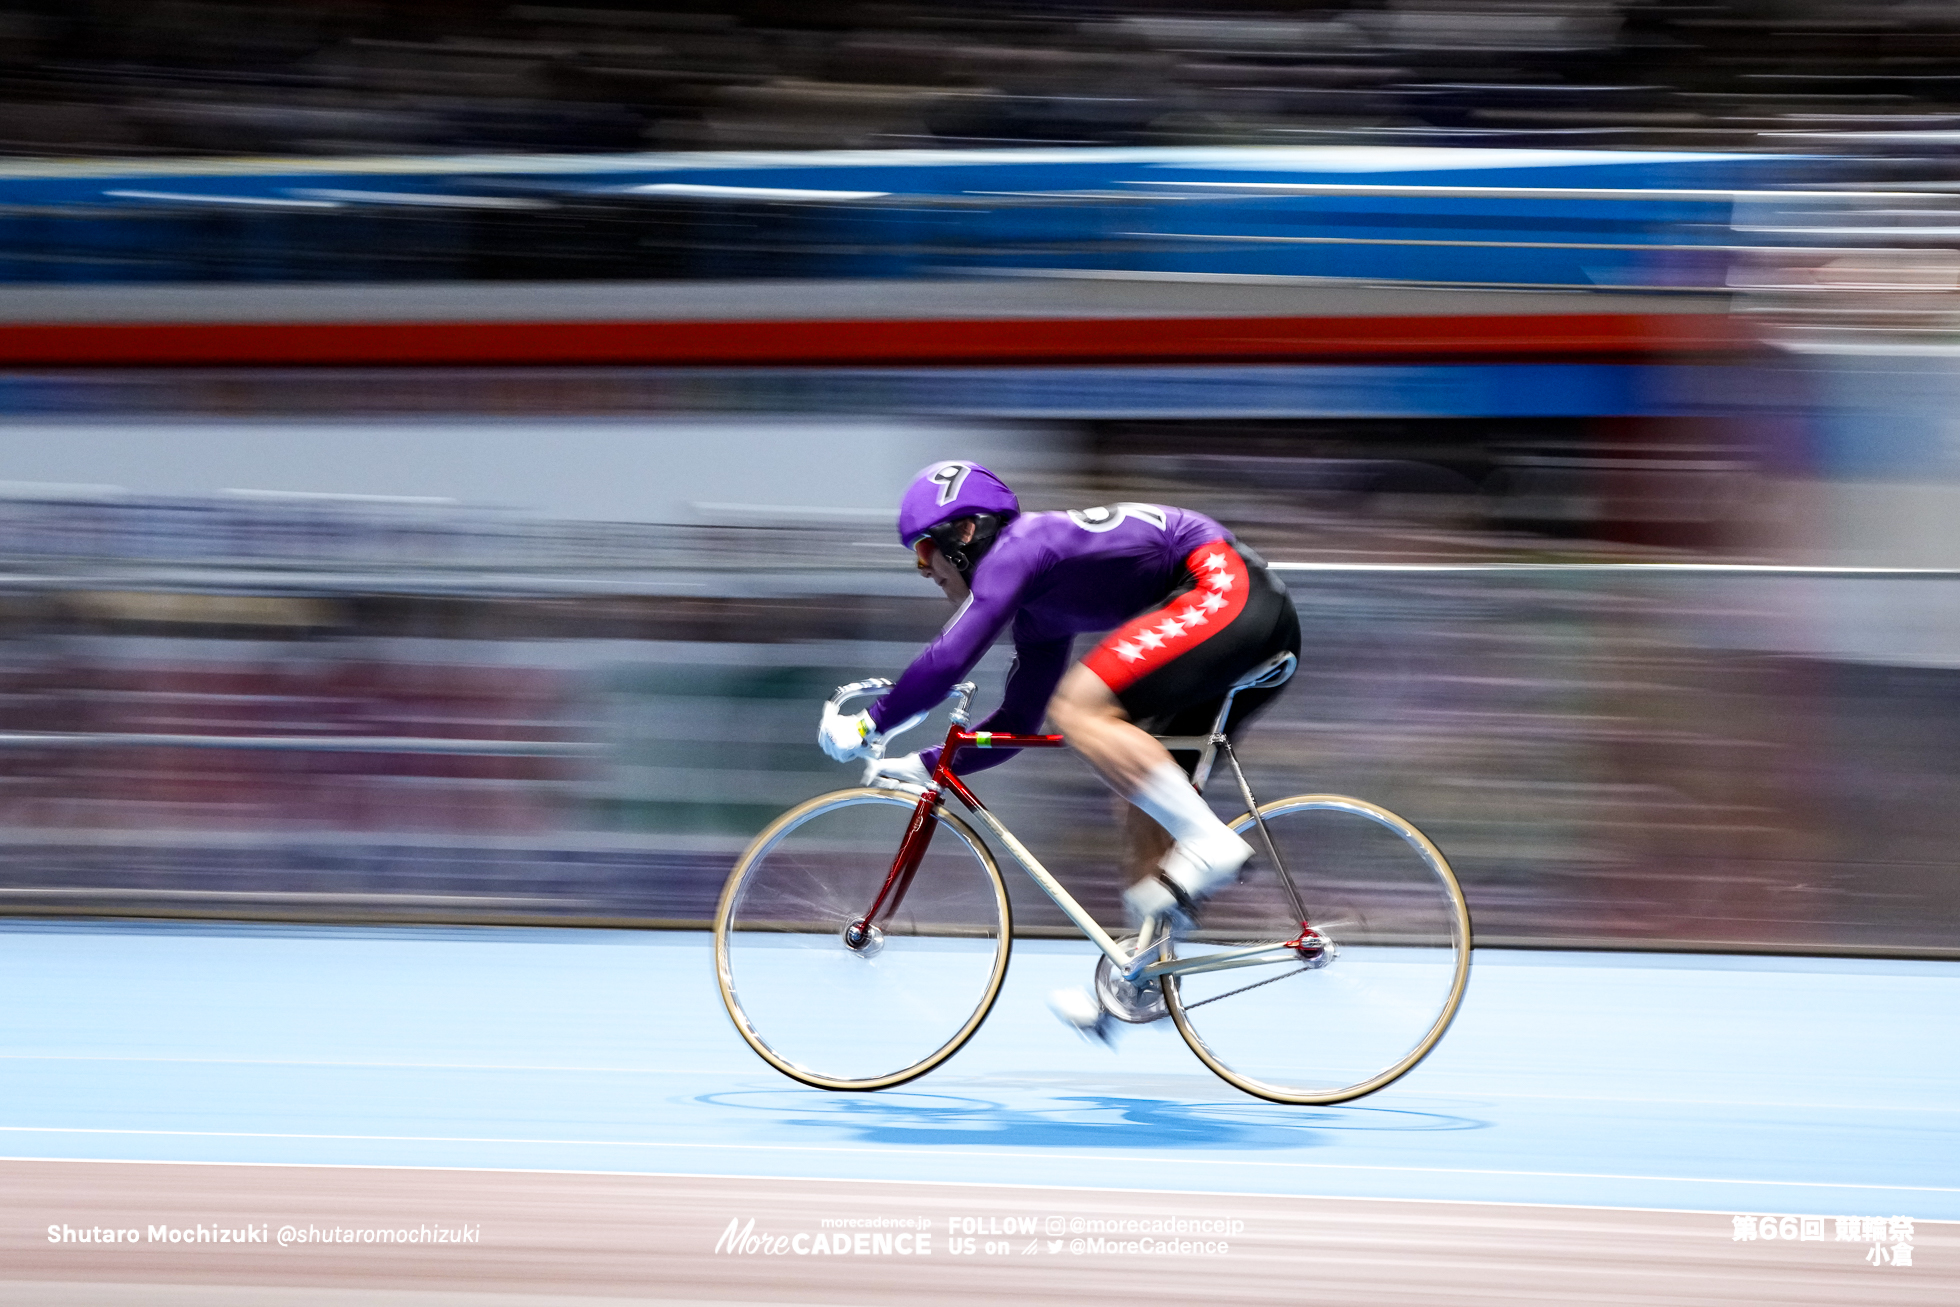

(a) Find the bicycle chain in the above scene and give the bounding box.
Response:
[1177,960,1311,1011]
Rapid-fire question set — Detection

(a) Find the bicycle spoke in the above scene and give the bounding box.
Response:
[1222,740,1311,925]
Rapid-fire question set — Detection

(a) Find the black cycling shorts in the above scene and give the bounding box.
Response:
[1080,539,1300,744]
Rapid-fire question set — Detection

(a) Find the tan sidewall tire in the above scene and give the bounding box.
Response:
[714,787,1012,1091]
[1166,793,1472,1104]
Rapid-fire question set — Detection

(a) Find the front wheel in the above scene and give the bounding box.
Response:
[1164,795,1471,1104]
[714,788,1012,1091]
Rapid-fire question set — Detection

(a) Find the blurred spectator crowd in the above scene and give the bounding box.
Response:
[6,1,1960,158]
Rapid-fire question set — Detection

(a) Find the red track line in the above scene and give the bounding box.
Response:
[0,313,1745,367]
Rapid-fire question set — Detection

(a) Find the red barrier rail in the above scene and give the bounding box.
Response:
[0,312,1749,368]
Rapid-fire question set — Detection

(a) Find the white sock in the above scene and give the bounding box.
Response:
[1127,760,1231,848]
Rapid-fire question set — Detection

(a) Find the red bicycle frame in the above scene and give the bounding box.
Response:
[847,722,1064,940]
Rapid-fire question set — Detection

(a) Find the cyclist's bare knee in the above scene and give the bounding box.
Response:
[1052,664,1169,794]
[1050,663,1125,734]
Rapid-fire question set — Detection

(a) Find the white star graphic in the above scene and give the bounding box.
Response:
[1113,641,1144,663]
[1137,629,1165,650]
[1206,572,1235,593]
[1178,607,1208,626]
[1156,617,1186,639]
[1203,552,1230,572]
[1198,591,1228,612]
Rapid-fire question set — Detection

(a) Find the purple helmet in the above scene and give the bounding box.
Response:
[897,461,1019,547]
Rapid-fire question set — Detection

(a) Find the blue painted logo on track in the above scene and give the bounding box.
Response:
[696,1089,1484,1149]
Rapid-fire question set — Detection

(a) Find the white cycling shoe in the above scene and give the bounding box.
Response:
[1122,830,1253,931]
[1047,986,1116,1048]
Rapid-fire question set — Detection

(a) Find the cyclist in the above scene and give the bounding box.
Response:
[819,460,1300,1044]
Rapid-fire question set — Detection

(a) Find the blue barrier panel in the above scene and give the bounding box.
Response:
[0,146,1808,286]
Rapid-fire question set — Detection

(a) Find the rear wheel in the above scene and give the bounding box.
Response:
[714,788,1012,1090]
[1163,794,1470,1104]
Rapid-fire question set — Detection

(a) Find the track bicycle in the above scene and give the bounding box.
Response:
[713,654,1471,1104]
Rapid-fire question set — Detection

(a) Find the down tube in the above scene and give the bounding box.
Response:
[953,801,1131,968]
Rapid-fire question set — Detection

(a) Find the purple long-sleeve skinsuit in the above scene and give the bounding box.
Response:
[866,504,1230,774]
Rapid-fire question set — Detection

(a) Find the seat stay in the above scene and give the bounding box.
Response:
[1222,738,1313,928]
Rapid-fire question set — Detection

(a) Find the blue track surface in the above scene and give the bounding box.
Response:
[2,921,1954,1219]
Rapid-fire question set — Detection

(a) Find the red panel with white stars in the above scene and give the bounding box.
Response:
[1081,542,1248,693]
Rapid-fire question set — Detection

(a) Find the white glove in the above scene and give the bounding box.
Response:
[862,751,932,790]
[819,705,880,762]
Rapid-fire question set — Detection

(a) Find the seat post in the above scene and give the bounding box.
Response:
[1187,650,1296,794]
[1188,688,1241,793]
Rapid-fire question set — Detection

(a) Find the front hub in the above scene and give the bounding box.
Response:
[841,919,885,958]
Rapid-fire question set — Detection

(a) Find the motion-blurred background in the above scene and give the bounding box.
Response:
[2,1,1958,956]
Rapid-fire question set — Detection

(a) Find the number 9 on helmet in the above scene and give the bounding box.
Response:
[897,461,1019,548]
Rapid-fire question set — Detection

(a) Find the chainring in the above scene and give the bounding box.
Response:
[1094,936,1169,1024]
